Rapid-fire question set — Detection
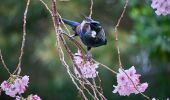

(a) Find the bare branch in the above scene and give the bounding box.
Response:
[113,0,150,99]
[51,0,88,99]
[13,0,31,75]
[39,0,53,16]
[120,68,150,100]
[89,0,93,18]
[114,0,128,68]
[93,59,117,74]
[58,13,72,35]
[0,50,11,75]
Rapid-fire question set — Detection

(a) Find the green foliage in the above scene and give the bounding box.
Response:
[0,0,170,100]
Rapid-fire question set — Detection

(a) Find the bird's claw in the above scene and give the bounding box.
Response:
[86,51,92,61]
[70,34,77,38]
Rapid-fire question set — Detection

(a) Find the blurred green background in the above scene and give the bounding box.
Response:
[0,0,170,100]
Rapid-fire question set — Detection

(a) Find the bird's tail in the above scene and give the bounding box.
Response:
[61,18,80,29]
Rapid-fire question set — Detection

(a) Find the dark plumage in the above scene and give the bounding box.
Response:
[61,17,107,59]
[61,17,107,50]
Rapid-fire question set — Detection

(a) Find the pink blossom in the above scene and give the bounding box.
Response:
[117,69,128,85]
[152,98,169,100]
[15,96,21,100]
[152,98,156,100]
[14,75,29,94]
[22,75,29,86]
[5,84,18,97]
[1,81,18,97]
[113,66,148,96]
[29,94,41,100]
[1,81,10,90]
[151,0,170,16]
[15,94,41,100]
[0,75,29,97]
[136,82,148,93]
[74,50,84,66]
[73,50,99,78]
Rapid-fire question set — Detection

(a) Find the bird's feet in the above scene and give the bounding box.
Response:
[86,51,92,61]
[70,33,78,38]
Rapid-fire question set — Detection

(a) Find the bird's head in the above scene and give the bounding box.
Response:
[84,17,93,22]
[82,16,103,33]
[90,21,102,32]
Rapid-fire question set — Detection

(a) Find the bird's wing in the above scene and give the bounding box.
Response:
[96,29,106,41]
[61,18,80,29]
[79,21,91,35]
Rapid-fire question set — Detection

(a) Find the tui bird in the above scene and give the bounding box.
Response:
[61,17,107,59]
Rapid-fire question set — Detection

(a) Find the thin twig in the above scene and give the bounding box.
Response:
[51,0,88,99]
[39,0,71,36]
[59,34,83,75]
[96,74,105,100]
[60,34,103,100]
[58,14,71,35]
[89,79,99,100]
[121,68,150,100]
[113,0,150,99]
[60,32,86,54]
[79,80,96,100]
[0,50,11,75]
[86,79,107,100]
[114,0,128,68]
[89,0,93,18]
[93,59,117,74]
[61,31,106,100]
[60,35,105,100]
[13,0,30,75]
[40,0,87,99]
[39,0,53,16]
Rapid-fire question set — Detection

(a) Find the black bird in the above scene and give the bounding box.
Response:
[61,17,107,58]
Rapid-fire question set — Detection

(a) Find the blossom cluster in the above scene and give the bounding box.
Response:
[151,0,170,16]
[16,94,41,100]
[113,66,148,96]
[73,50,99,78]
[152,98,169,100]
[1,75,29,97]
[28,94,41,100]
[0,75,41,100]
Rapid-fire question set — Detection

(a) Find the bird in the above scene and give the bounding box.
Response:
[61,17,107,59]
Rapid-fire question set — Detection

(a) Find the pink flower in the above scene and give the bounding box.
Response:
[151,0,170,16]
[152,98,156,100]
[113,85,131,96]
[73,50,99,78]
[74,50,84,66]
[15,94,41,100]
[117,69,128,85]
[113,66,148,96]
[0,75,29,97]
[22,75,29,86]
[136,83,148,93]
[5,84,18,97]
[15,96,21,100]
[152,98,169,100]
[14,75,29,94]
[1,81,18,97]
[29,94,41,100]
[1,81,10,90]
